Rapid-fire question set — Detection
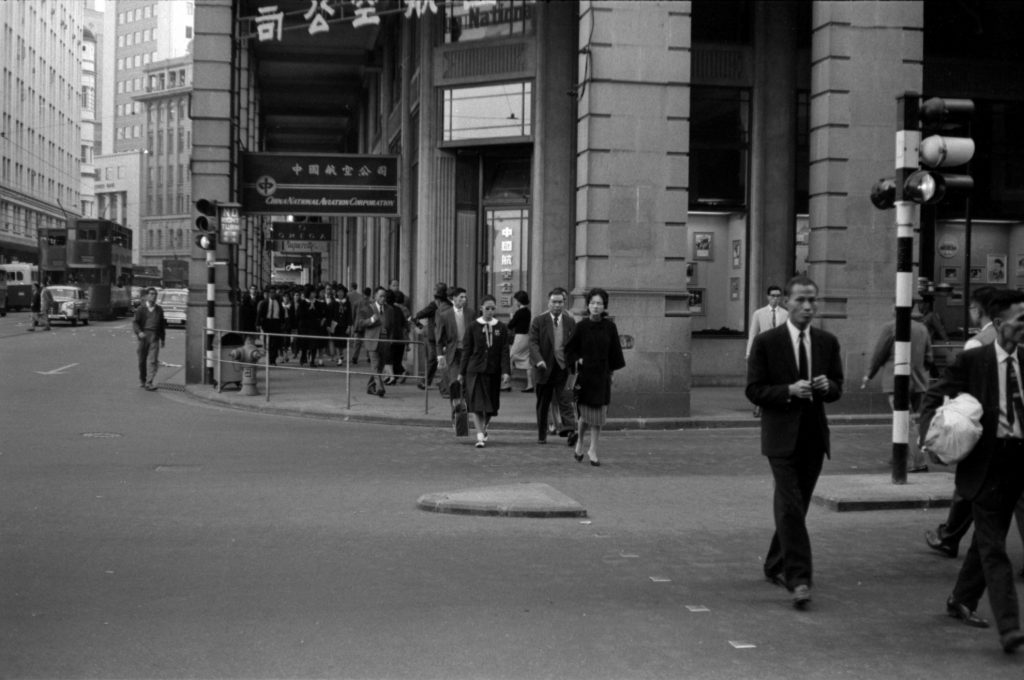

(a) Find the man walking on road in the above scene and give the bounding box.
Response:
[133,287,166,390]
[28,283,51,331]
[436,287,468,402]
[529,287,578,446]
[746,275,844,610]
[919,289,1024,653]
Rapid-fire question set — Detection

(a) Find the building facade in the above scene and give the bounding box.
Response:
[134,55,194,269]
[188,0,1024,415]
[0,0,84,264]
[99,0,194,264]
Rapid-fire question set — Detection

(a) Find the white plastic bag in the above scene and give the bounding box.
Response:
[922,392,983,465]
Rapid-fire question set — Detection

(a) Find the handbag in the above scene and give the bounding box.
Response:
[452,395,469,437]
[921,392,983,465]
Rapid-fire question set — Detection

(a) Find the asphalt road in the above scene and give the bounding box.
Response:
[2,311,1023,679]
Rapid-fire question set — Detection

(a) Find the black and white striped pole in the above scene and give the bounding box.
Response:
[872,92,975,484]
[194,199,219,385]
[891,92,920,484]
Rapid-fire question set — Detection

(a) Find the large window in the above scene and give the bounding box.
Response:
[443,82,532,142]
[689,87,751,209]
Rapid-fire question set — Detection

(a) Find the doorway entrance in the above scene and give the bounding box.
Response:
[453,149,531,317]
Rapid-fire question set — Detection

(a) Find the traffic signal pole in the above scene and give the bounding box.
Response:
[891,92,921,484]
[206,250,216,385]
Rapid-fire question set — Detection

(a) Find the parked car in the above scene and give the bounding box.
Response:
[44,285,89,326]
[157,288,187,326]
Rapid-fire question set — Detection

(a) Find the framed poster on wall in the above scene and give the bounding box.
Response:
[730,277,740,300]
[732,240,742,269]
[686,262,697,285]
[988,254,1008,284]
[941,266,960,283]
[693,232,713,261]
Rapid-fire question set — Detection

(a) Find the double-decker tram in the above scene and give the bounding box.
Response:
[39,219,134,320]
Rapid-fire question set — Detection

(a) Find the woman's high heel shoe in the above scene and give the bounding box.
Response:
[590,460,601,467]
[574,452,584,463]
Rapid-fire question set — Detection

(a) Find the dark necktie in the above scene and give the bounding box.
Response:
[1008,357,1024,432]
[798,331,809,381]
[553,314,559,328]
[771,307,776,328]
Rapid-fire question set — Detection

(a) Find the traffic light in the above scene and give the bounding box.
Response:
[905,97,974,205]
[194,198,218,250]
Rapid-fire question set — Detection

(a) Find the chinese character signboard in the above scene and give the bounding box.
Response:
[242,153,399,216]
[488,208,527,314]
[249,0,448,43]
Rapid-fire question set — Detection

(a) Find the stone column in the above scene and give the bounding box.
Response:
[750,1,798,296]
[807,1,923,379]
[574,1,692,417]
[187,0,235,384]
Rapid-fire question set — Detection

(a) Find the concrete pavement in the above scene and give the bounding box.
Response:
[156,357,956,517]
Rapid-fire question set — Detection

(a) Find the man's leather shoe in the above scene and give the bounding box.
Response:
[792,584,811,609]
[765,573,787,589]
[925,529,958,558]
[1000,629,1024,653]
[946,598,989,628]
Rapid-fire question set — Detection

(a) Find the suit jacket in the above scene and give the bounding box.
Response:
[746,324,844,458]
[435,305,467,366]
[746,304,789,357]
[355,300,387,350]
[459,318,511,377]
[919,344,1013,501]
[528,312,577,384]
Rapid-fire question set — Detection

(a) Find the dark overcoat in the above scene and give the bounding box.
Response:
[565,317,626,407]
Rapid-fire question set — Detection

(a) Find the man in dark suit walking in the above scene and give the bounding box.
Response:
[529,287,578,445]
[919,289,1024,653]
[355,286,389,397]
[746,275,843,609]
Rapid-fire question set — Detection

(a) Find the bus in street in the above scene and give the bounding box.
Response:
[0,262,39,311]
[39,219,134,320]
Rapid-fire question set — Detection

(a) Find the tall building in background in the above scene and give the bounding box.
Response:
[80,3,103,220]
[134,55,193,268]
[98,0,193,265]
[0,0,84,264]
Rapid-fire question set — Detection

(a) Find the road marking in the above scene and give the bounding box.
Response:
[649,576,672,582]
[729,641,757,649]
[160,361,182,367]
[685,605,710,612]
[35,363,79,375]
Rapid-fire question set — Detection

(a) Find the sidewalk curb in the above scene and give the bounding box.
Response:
[178,385,894,430]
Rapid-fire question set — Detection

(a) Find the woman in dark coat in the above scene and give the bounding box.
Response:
[458,295,511,448]
[565,287,626,466]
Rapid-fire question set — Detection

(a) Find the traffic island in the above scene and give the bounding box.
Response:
[417,482,587,518]
[813,471,956,511]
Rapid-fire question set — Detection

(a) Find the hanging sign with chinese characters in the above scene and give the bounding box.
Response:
[248,1,502,42]
[488,208,527,313]
[242,153,399,216]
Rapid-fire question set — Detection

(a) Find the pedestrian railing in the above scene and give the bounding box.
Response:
[209,327,432,413]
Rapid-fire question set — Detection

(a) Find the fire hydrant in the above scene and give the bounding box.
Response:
[229,339,265,396]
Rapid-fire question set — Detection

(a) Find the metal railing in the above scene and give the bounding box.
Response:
[208,327,432,413]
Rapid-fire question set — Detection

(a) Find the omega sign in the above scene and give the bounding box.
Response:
[938,238,959,259]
